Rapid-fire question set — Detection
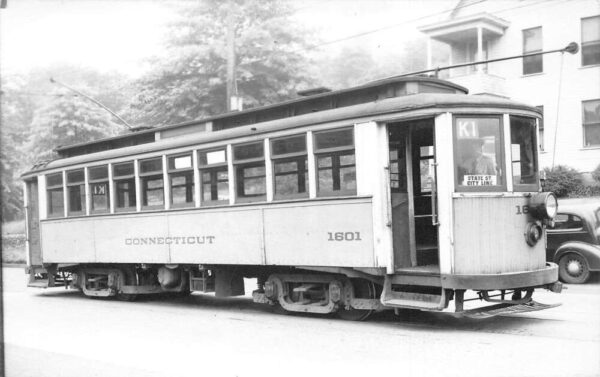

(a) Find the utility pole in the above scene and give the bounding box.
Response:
[225,1,239,112]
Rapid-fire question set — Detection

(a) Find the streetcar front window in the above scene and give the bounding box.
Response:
[168,154,194,207]
[454,116,504,191]
[199,149,229,206]
[271,135,308,199]
[510,116,539,191]
[46,172,64,217]
[113,162,136,211]
[139,157,164,209]
[234,142,266,202]
[89,165,109,213]
[66,169,86,215]
[314,128,356,196]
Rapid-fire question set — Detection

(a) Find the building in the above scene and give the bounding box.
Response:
[419,0,600,175]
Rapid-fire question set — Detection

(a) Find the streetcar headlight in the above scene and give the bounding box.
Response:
[530,192,558,220]
[525,222,543,246]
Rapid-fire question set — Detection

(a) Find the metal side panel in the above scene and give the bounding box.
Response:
[263,200,375,267]
[41,220,96,263]
[453,196,546,274]
[167,209,264,264]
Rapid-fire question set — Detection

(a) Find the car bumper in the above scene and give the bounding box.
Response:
[442,262,559,290]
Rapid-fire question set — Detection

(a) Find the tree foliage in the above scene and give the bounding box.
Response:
[1,66,130,221]
[26,90,122,162]
[128,0,317,127]
[316,38,429,90]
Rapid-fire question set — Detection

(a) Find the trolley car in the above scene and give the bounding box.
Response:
[22,76,562,320]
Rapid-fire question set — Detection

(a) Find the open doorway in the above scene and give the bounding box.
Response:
[388,119,439,271]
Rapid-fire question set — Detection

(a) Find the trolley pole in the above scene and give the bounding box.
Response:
[49,77,133,130]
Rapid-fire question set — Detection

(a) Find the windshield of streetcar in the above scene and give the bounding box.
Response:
[455,116,503,190]
[454,115,539,192]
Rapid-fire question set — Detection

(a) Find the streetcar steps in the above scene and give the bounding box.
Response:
[459,300,561,319]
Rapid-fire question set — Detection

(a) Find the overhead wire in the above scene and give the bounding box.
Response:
[236,0,571,67]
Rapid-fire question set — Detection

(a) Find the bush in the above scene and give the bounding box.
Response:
[592,164,600,184]
[1,234,26,264]
[543,165,585,197]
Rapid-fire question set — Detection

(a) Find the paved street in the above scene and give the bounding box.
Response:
[2,266,600,377]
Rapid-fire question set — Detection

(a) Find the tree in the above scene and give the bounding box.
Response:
[128,0,317,127]
[316,37,429,90]
[25,89,122,162]
[1,76,36,221]
[0,66,131,221]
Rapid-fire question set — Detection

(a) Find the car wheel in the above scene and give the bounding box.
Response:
[558,253,590,284]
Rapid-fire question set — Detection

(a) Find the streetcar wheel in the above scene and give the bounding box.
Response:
[117,266,138,301]
[271,303,290,316]
[559,253,590,284]
[116,293,138,302]
[337,279,377,321]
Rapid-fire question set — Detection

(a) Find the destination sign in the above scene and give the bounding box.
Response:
[463,174,497,186]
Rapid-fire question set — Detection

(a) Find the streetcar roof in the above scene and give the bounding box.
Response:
[53,76,466,158]
[22,91,541,178]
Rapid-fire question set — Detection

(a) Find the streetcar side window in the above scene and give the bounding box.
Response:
[66,169,86,216]
[46,172,64,217]
[233,142,266,203]
[113,162,136,211]
[454,116,505,191]
[139,157,164,209]
[271,134,308,199]
[314,128,356,196]
[88,165,109,213]
[510,116,539,191]
[199,149,229,206]
[168,154,194,208]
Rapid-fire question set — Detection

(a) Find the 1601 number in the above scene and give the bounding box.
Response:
[327,232,362,241]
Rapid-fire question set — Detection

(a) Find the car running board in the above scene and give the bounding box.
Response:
[458,300,561,319]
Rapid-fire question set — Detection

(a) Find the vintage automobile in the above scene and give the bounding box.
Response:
[546,198,600,283]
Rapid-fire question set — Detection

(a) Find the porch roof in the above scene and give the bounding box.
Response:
[419,13,510,43]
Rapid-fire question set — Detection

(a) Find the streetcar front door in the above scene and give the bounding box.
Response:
[388,119,439,271]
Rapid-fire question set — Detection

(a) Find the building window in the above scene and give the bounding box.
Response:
[536,106,544,151]
[88,165,109,213]
[234,142,266,202]
[46,172,64,217]
[271,134,308,199]
[66,169,85,215]
[113,162,136,211]
[139,157,164,209]
[168,154,194,208]
[199,149,229,206]
[523,27,543,75]
[583,99,600,147]
[582,16,600,66]
[510,116,539,191]
[314,128,356,196]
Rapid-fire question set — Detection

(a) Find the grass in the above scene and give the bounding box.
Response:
[2,219,25,235]
[2,220,26,264]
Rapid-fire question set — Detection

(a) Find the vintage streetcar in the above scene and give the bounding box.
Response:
[22,76,562,320]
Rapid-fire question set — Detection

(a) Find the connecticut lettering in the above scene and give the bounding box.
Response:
[124,236,215,246]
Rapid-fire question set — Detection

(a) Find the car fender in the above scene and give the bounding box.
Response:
[553,241,600,271]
